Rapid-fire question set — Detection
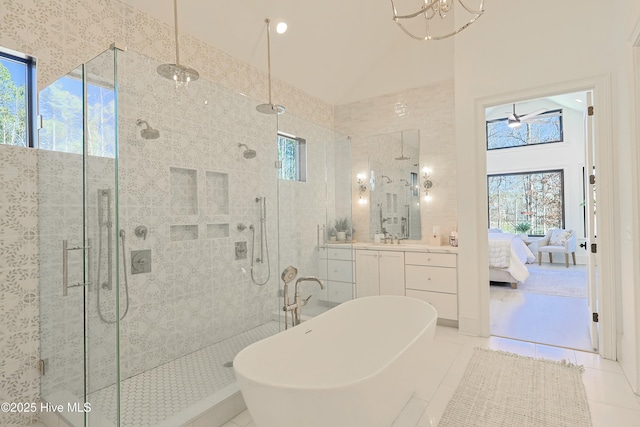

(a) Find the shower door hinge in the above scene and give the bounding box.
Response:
[589,174,596,185]
[591,243,597,254]
[592,312,599,323]
[275,160,282,169]
[588,106,594,116]
[38,359,46,376]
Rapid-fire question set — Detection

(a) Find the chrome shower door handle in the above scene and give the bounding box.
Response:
[62,239,91,297]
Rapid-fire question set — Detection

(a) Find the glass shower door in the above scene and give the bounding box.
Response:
[38,47,119,426]
[275,115,354,328]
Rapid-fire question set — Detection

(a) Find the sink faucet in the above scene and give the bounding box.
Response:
[289,277,324,326]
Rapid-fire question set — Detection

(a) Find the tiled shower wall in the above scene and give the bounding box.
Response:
[115,48,280,381]
[0,146,39,426]
[335,81,457,244]
[0,0,335,424]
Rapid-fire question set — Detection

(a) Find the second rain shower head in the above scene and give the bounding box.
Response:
[238,143,257,159]
[136,119,160,139]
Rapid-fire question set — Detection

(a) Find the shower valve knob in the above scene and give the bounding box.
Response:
[135,226,148,240]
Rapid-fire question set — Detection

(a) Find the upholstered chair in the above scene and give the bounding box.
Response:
[537,229,577,268]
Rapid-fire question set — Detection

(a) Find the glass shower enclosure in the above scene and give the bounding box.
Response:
[37,44,353,426]
[38,47,120,426]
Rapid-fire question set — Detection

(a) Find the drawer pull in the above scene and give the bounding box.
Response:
[427,277,431,280]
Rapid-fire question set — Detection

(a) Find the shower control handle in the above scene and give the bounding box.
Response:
[135,225,148,240]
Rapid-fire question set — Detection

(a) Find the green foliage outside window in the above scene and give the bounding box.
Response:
[0,58,27,147]
[488,170,564,236]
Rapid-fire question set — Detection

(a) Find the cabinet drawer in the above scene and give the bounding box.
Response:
[405,252,456,268]
[324,280,354,304]
[406,289,458,320]
[327,260,354,283]
[405,265,456,294]
[325,247,353,261]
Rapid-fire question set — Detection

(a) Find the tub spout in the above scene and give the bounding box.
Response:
[292,277,325,326]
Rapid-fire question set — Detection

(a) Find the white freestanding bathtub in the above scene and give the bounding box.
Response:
[233,295,438,427]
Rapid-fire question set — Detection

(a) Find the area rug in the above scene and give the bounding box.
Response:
[492,264,588,298]
[438,349,592,427]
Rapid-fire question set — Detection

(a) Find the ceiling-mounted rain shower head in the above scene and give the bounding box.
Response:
[281,266,298,284]
[256,18,285,115]
[136,119,160,139]
[238,143,257,159]
[157,0,199,87]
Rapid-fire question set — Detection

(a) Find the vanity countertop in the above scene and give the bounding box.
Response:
[322,241,458,253]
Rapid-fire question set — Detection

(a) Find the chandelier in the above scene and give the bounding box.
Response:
[390,0,484,41]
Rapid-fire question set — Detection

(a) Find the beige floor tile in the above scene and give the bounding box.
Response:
[589,400,640,427]
[582,368,640,410]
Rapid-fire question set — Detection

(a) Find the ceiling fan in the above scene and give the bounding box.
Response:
[507,104,552,128]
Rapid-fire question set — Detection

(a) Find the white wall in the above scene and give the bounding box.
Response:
[454,0,640,393]
[486,99,588,264]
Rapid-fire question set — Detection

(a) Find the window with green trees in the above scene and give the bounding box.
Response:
[487,170,565,236]
[0,51,33,147]
[277,133,306,182]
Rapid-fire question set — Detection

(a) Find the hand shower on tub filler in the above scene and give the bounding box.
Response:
[280,266,324,329]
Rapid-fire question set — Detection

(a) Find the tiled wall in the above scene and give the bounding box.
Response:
[335,81,458,244]
[0,146,40,426]
[114,48,281,382]
[0,0,337,424]
[0,0,334,130]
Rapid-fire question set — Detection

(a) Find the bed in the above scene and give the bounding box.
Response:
[488,231,535,288]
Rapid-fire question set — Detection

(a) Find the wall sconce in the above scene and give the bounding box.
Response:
[357,173,368,205]
[422,167,433,202]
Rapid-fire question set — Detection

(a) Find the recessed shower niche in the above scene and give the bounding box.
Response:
[206,171,229,215]
[170,167,198,215]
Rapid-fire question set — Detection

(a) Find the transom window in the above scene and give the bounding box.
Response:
[486,109,563,150]
[0,50,35,147]
[487,170,565,236]
[278,133,306,182]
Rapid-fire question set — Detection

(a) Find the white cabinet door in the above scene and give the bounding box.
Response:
[355,250,379,297]
[379,251,405,296]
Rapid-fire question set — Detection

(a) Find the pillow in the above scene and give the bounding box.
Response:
[549,229,572,246]
[488,228,503,233]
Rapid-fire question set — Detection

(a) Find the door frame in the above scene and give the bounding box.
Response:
[630,18,640,392]
[475,75,617,359]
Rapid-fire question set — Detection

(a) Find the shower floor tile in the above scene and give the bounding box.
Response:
[88,321,280,427]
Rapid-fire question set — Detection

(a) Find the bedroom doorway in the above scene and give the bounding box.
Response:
[485,90,598,353]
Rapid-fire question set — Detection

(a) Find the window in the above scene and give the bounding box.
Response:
[487,170,564,236]
[278,133,306,182]
[0,50,35,147]
[39,72,116,157]
[486,109,563,150]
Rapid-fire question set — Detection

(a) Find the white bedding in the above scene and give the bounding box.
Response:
[488,233,535,283]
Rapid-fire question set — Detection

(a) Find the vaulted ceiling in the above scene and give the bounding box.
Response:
[123,0,455,105]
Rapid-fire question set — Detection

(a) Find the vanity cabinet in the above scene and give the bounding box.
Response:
[355,249,405,297]
[318,246,354,304]
[404,252,458,321]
